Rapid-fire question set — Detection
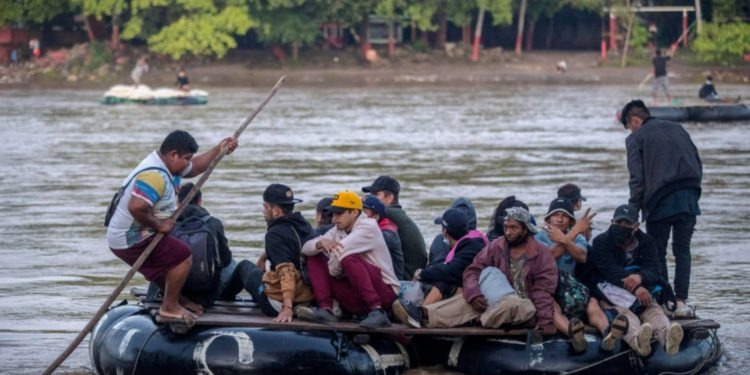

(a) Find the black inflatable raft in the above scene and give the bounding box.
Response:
[649,104,750,122]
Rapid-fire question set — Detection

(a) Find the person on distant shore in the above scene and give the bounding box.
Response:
[106,130,238,322]
[652,49,672,105]
[175,67,190,92]
[362,176,427,279]
[131,56,149,87]
[620,100,702,318]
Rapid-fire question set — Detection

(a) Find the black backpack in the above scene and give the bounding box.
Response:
[171,214,221,294]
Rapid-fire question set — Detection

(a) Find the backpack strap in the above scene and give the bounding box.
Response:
[121,166,172,190]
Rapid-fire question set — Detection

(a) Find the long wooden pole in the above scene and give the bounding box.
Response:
[471,7,486,62]
[42,76,286,375]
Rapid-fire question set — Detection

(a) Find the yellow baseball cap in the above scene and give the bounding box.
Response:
[329,191,362,213]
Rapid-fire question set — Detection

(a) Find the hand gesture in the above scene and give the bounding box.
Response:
[546,225,566,244]
[570,208,597,236]
[471,295,488,313]
[316,238,342,254]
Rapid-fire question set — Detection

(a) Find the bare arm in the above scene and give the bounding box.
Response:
[128,197,174,233]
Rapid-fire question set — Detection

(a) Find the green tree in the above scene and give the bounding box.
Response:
[72,0,126,48]
[123,0,254,60]
[0,0,68,26]
[693,22,750,65]
[250,0,329,61]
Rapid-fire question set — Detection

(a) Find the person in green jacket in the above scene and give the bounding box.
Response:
[363,176,426,279]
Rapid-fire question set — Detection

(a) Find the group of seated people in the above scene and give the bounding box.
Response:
[175,176,686,357]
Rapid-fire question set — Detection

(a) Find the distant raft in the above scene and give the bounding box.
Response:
[101,85,208,105]
[649,103,749,122]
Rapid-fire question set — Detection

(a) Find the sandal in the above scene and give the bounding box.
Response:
[601,313,629,351]
[569,318,586,354]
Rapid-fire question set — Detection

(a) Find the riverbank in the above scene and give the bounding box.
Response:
[2,47,749,90]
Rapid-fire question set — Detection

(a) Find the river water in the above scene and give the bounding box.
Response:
[0,84,748,374]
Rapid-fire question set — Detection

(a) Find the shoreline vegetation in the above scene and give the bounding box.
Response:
[2,46,749,90]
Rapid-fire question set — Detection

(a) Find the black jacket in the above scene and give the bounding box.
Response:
[265,212,313,270]
[586,228,662,298]
[420,237,485,288]
[626,117,702,220]
[178,204,231,267]
[382,228,406,280]
[387,204,427,279]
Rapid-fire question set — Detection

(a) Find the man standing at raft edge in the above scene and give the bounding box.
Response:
[106,130,238,321]
[620,100,702,318]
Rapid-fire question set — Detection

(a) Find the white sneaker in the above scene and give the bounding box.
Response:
[633,322,653,357]
[665,322,684,355]
[673,301,695,318]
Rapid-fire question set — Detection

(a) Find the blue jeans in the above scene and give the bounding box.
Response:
[646,214,696,301]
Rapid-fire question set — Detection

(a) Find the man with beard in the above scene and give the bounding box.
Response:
[223,184,314,322]
[416,207,554,331]
[588,204,683,357]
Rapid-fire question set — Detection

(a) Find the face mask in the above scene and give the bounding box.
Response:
[611,224,635,247]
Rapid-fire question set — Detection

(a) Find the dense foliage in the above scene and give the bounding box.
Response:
[693,22,750,65]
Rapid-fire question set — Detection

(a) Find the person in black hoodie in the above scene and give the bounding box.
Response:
[392,208,488,328]
[588,204,683,357]
[428,197,478,265]
[223,184,314,322]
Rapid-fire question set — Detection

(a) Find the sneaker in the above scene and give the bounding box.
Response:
[568,318,587,354]
[633,322,653,357]
[665,322,684,355]
[359,308,391,329]
[294,306,337,324]
[391,300,422,328]
[673,301,695,319]
[601,313,629,352]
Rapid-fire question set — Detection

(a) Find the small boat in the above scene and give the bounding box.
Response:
[649,103,749,122]
[88,288,722,374]
[101,85,208,105]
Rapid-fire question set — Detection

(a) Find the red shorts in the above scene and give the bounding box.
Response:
[111,234,191,284]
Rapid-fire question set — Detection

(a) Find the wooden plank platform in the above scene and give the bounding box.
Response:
[132,287,719,337]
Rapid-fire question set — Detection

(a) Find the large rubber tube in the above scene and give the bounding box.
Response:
[90,304,410,375]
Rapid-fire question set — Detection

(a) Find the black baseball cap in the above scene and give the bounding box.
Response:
[263,183,302,204]
[434,208,469,239]
[316,197,333,213]
[613,204,639,224]
[557,183,586,204]
[545,198,575,220]
[362,175,400,195]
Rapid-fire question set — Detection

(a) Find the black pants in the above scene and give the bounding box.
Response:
[221,260,278,317]
[646,213,696,301]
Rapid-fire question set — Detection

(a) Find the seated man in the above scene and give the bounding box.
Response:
[589,204,684,356]
[486,196,531,242]
[536,198,626,353]
[223,184,314,322]
[417,207,554,331]
[147,182,234,307]
[391,208,488,328]
[428,197,479,265]
[310,197,334,238]
[363,176,427,279]
[363,195,405,280]
[299,191,399,328]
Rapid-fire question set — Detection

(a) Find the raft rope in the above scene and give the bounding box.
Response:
[130,326,161,375]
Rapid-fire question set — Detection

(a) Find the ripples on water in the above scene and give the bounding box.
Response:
[0,84,748,374]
